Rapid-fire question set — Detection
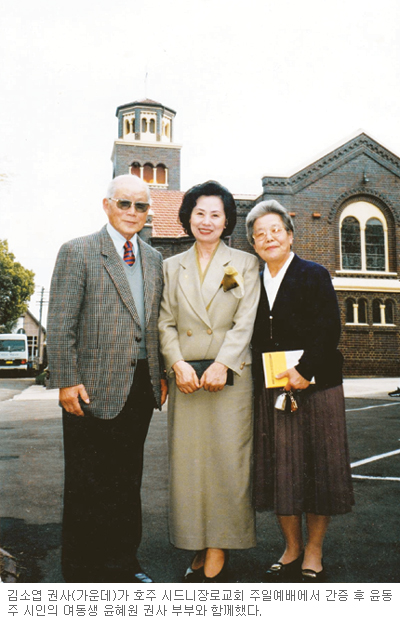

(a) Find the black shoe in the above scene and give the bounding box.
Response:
[388,387,400,397]
[264,553,303,583]
[183,566,205,582]
[183,551,206,583]
[301,567,326,582]
[133,571,153,583]
[202,551,229,583]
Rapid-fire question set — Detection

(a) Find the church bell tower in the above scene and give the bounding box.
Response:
[111,99,181,191]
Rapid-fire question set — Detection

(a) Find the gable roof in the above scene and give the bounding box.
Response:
[25,309,46,333]
[262,132,400,195]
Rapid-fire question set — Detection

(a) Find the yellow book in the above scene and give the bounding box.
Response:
[262,350,304,388]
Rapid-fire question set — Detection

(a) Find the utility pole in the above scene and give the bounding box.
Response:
[37,287,44,367]
[35,287,48,369]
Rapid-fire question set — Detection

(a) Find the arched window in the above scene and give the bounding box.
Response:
[341,217,361,270]
[131,118,136,133]
[365,218,385,271]
[149,118,155,133]
[346,298,355,323]
[156,164,167,185]
[141,118,148,133]
[143,163,154,184]
[345,298,368,324]
[125,120,130,134]
[358,298,367,324]
[130,162,140,178]
[385,299,394,324]
[339,202,388,272]
[373,299,383,324]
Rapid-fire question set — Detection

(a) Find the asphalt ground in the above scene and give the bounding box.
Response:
[0,376,399,585]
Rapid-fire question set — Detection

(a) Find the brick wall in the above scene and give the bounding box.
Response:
[113,143,181,190]
[337,290,400,376]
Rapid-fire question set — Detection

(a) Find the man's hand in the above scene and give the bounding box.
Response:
[275,367,310,392]
[160,378,168,405]
[172,360,201,394]
[59,384,90,416]
[200,361,228,392]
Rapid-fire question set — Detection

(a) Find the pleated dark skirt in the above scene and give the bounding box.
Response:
[253,384,354,516]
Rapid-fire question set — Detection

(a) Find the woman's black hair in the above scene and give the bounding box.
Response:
[179,180,237,238]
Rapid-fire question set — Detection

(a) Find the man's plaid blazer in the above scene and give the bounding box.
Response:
[47,225,164,419]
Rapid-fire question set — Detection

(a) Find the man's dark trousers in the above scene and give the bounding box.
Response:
[61,361,155,583]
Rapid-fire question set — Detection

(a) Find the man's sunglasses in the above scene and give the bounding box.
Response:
[108,198,150,213]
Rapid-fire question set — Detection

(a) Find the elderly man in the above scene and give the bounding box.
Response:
[47,174,167,583]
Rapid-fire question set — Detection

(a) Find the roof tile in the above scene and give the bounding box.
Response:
[150,190,186,237]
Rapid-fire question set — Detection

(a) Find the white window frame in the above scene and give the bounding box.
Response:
[339,202,389,274]
[345,298,369,326]
[372,298,395,326]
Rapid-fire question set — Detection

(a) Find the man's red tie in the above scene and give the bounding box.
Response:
[123,241,135,266]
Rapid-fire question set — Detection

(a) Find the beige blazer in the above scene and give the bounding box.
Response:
[159,241,260,377]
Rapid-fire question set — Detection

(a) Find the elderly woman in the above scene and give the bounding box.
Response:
[159,181,260,582]
[246,200,354,582]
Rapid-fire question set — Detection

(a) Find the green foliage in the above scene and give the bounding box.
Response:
[0,240,35,331]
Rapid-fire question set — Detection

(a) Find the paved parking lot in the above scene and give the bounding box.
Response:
[0,377,399,584]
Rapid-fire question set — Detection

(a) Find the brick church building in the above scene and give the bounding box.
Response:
[111,99,400,377]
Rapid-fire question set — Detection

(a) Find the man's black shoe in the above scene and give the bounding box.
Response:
[133,571,153,583]
[388,387,400,397]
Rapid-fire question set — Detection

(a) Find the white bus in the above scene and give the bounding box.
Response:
[0,334,29,372]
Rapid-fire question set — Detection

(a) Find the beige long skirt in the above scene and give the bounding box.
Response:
[167,365,256,550]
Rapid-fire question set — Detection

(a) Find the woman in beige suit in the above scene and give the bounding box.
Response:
[159,181,260,582]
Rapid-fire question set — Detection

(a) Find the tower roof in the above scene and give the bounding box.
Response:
[116,99,176,117]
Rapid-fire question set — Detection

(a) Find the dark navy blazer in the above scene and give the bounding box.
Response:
[251,254,343,390]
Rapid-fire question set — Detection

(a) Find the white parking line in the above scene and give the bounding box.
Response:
[352,475,400,482]
[351,448,400,468]
[346,403,399,412]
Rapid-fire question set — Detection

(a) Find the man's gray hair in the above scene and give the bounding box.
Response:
[106,174,151,204]
[245,199,294,245]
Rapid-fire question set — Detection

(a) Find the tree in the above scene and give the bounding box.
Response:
[0,240,35,332]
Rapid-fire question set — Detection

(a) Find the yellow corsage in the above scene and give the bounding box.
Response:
[221,266,244,298]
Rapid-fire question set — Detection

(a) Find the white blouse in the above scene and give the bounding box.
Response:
[263,252,294,308]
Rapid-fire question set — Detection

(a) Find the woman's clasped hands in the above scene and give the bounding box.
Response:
[173,360,228,394]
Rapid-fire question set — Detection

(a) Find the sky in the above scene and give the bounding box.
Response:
[1,0,400,325]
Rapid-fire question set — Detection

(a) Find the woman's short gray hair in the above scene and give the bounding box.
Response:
[245,200,294,245]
